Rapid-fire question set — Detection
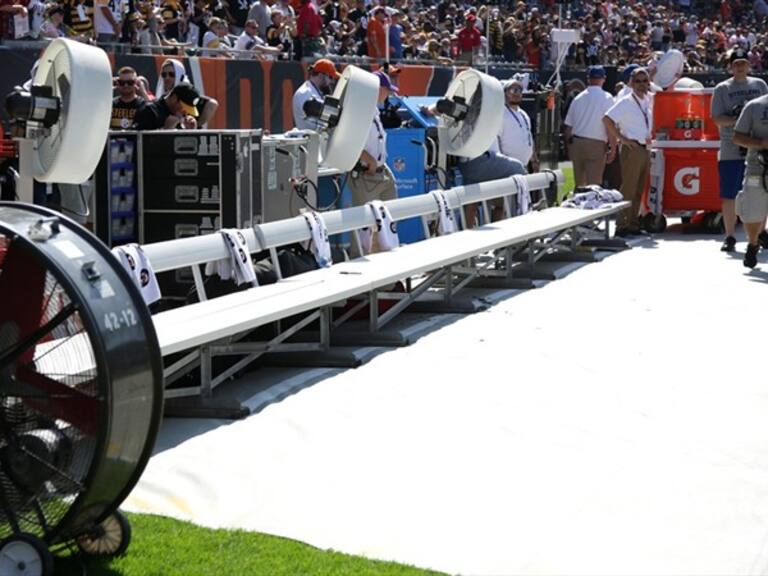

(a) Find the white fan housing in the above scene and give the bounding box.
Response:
[32,39,112,183]
[439,69,504,159]
[319,65,379,173]
[654,49,685,89]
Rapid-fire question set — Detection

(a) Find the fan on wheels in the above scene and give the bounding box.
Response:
[1,39,163,575]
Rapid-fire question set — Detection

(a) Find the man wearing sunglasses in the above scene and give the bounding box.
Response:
[134,83,201,130]
[111,66,146,130]
[603,67,653,237]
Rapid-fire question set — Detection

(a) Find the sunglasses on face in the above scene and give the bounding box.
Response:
[118,79,135,86]
[508,87,523,93]
[633,78,649,83]
[161,71,175,78]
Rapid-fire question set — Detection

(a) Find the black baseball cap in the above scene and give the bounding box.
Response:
[169,83,200,117]
[728,48,748,64]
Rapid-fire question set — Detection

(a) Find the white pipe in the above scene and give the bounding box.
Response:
[142,171,564,273]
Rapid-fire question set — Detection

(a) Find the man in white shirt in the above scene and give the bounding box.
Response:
[94,0,123,43]
[292,58,339,131]
[564,65,615,187]
[495,78,538,172]
[603,66,653,236]
[234,19,282,58]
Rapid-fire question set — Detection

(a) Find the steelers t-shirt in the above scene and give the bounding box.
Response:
[111,96,146,130]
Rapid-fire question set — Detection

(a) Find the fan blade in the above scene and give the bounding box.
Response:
[14,366,99,436]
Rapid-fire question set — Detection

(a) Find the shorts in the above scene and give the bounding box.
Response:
[735,174,768,223]
[348,164,397,207]
[718,159,746,199]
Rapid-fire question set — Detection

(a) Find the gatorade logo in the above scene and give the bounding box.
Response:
[674,167,700,196]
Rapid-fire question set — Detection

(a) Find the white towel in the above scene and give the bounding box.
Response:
[112,243,162,305]
[302,211,332,268]
[430,190,456,235]
[205,229,258,286]
[360,200,400,254]
[513,174,531,216]
[561,186,624,209]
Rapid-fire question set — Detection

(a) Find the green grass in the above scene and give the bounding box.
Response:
[559,164,575,204]
[55,513,448,576]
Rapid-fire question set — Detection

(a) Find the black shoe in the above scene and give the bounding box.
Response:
[744,243,759,268]
[759,230,768,249]
[615,228,630,238]
[721,235,736,252]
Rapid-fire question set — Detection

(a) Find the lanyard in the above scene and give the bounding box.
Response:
[632,94,649,131]
[373,115,384,162]
[508,106,532,147]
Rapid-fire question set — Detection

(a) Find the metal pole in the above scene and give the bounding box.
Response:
[385,22,390,63]
[17,139,35,204]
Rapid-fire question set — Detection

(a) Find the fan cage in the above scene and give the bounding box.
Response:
[0,230,109,544]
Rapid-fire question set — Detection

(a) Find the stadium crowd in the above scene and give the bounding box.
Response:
[1,0,767,69]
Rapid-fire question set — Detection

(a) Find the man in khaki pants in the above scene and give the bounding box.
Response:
[564,65,615,187]
[603,67,653,236]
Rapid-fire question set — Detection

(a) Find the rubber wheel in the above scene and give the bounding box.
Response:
[0,533,55,576]
[642,212,667,233]
[77,510,132,558]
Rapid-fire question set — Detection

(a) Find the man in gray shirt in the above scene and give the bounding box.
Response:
[732,92,768,268]
[711,48,768,253]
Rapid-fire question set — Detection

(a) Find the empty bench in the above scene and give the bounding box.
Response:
[142,171,628,401]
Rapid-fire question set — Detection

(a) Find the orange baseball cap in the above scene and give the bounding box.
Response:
[310,58,341,79]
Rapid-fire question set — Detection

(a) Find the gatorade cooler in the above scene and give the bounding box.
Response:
[653,90,718,142]
[646,141,721,221]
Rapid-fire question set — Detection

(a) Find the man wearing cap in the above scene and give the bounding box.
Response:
[496,78,538,172]
[292,58,340,131]
[603,66,653,236]
[133,83,201,130]
[711,47,768,254]
[457,14,481,64]
[564,65,615,187]
[348,70,398,212]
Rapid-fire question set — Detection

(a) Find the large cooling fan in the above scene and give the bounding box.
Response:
[436,69,504,159]
[302,65,379,173]
[0,38,162,576]
[0,203,163,575]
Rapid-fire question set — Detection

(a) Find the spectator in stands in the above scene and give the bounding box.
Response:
[348,70,398,226]
[564,65,615,187]
[93,0,122,43]
[159,0,182,41]
[366,6,387,60]
[111,65,145,130]
[234,18,281,58]
[39,4,73,38]
[246,0,271,41]
[64,0,94,40]
[388,10,403,60]
[712,48,768,254]
[134,83,201,130]
[603,67,653,237]
[0,0,28,40]
[296,0,323,57]
[457,13,480,64]
[292,58,339,130]
[203,17,235,56]
[266,10,292,57]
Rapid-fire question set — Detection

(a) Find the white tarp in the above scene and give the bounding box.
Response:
[126,233,768,575]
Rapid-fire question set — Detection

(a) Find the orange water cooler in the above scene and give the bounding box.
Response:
[643,89,722,232]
